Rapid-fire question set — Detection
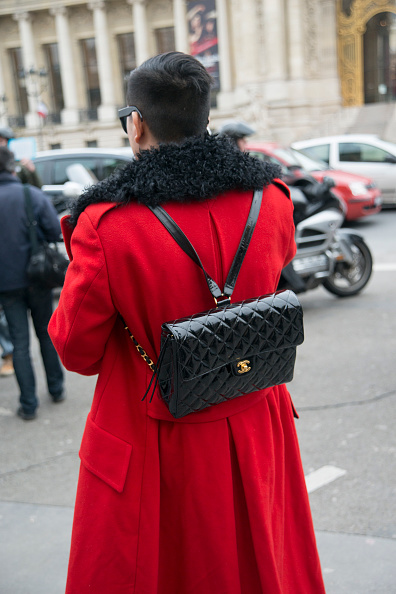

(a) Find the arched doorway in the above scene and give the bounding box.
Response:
[364,12,396,102]
[337,0,396,106]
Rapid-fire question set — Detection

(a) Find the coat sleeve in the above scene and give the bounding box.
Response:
[48,211,117,375]
[284,220,297,268]
[274,179,297,268]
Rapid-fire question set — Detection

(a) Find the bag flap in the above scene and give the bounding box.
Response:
[79,413,132,493]
[162,290,304,381]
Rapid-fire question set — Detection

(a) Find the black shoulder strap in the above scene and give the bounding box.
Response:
[23,185,40,254]
[148,189,263,304]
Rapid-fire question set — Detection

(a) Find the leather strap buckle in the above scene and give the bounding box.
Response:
[214,295,231,307]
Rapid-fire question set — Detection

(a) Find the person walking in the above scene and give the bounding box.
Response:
[0,147,65,420]
[0,306,14,376]
[49,52,325,593]
[218,120,256,151]
[0,126,42,188]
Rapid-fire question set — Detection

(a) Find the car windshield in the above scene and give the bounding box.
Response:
[272,147,328,172]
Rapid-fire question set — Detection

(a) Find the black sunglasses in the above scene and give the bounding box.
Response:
[118,105,143,134]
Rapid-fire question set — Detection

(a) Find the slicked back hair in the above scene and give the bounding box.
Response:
[126,52,212,143]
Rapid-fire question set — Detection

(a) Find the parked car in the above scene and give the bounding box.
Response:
[291,134,396,206]
[246,141,382,221]
[33,147,133,213]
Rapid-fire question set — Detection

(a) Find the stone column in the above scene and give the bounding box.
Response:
[128,0,150,66]
[261,0,287,82]
[50,6,79,125]
[316,0,341,108]
[320,0,339,79]
[287,0,305,80]
[88,1,116,122]
[13,11,39,128]
[0,56,7,127]
[216,0,232,93]
[173,0,189,54]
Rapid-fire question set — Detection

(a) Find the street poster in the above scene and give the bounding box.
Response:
[187,1,220,92]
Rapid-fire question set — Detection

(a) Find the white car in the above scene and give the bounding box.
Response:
[292,134,396,206]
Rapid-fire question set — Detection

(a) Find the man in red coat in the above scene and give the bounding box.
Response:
[49,52,325,593]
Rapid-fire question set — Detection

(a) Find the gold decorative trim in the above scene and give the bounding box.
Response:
[337,0,396,105]
[237,360,251,374]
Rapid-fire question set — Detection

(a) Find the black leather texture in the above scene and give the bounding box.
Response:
[157,290,304,418]
[141,194,304,419]
[23,185,69,289]
[26,243,69,289]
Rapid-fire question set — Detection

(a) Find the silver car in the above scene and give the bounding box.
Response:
[292,134,396,206]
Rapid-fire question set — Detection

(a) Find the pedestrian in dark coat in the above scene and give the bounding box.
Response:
[0,127,42,188]
[49,52,325,593]
[0,147,64,419]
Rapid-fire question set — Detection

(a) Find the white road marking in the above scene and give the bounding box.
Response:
[0,407,13,416]
[373,263,396,272]
[305,465,347,494]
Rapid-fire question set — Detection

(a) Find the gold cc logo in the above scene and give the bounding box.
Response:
[237,360,251,374]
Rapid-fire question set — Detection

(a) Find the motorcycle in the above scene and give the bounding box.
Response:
[49,166,373,298]
[279,176,373,297]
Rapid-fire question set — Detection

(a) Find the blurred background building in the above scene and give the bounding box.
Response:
[0,0,395,149]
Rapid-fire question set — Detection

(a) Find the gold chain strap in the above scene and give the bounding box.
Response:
[123,322,155,372]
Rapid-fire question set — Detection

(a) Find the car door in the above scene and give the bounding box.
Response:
[334,141,396,204]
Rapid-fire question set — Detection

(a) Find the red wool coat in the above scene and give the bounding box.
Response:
[49,182,325,594]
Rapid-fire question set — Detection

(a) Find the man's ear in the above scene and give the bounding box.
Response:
[132,111,144,143]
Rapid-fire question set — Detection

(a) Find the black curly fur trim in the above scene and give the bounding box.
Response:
[69,134,281,227]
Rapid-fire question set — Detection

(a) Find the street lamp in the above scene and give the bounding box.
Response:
[0,94,8,120]
[18,66,48,149]
[18,66,48,90]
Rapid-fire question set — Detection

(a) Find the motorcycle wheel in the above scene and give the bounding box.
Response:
[322,238,372,297]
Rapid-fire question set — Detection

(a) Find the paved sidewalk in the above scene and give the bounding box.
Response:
[0,501,72,594]
[0,500,395,594]
[1,225,396,594]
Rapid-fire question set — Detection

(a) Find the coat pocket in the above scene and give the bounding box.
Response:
[79,413,133,493]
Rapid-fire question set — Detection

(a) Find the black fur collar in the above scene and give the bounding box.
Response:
[69,134,280,226]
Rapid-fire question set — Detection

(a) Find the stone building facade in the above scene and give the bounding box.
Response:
[0,1,394,149]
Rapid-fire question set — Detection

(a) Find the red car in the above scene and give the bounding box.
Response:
[246,142,382,221]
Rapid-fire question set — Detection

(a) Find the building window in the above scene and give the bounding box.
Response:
[8,48,29,116]
[155,27,176,54]
[50,143,62,149]
[43,43,64,114]
[86,140,98,147]
[80,38,101,111]
[117,33,136,95]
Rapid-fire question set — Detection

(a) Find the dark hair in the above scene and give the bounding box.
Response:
[126,52,212,142]
[0,147,15,173]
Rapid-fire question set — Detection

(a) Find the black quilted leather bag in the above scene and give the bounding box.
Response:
[124,190,304,419]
